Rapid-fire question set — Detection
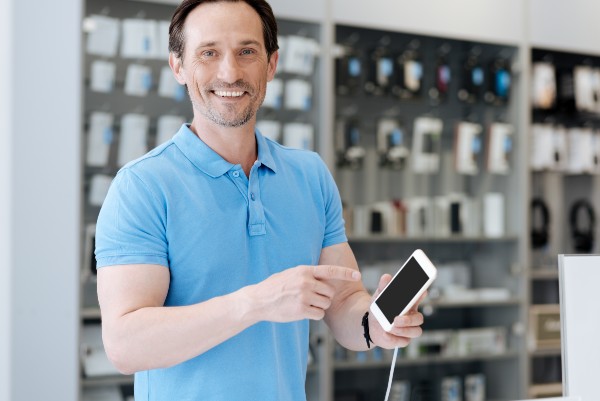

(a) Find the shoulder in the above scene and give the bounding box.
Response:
[122,140,177,172]
[264,139,338,195]
[111,141,183,198]
[266,138,327,171]
[118,140,184,182]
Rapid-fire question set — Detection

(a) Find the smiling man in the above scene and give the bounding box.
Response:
[94,1,426,400]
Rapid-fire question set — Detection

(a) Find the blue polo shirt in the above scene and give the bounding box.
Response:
[95,124,347,401]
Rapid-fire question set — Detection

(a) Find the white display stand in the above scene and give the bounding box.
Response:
[559,254,600,401]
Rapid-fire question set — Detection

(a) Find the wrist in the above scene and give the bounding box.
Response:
[235,284,262,326]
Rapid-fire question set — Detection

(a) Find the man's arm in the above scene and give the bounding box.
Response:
[98,262,360,374]
[97,264,260,374]
[320,242,425,351]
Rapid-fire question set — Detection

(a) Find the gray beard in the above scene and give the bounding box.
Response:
[201,103,254,128]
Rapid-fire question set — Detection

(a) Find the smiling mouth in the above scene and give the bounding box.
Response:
[213,90,245,98]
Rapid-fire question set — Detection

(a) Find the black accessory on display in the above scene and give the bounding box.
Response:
[450,201,462,234]
[570,199,596,253]
[336,50,363,96]
[362,311,373,349]
[458,55,485,103]
[556,67,577,114]
[370,210,383,233]
[531,198,550,249]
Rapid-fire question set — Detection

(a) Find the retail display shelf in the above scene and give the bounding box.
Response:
[81,307,102,319]
[529,347,561,357]
[82,375,134,387]
[334,350,520,370]
[530,268,559,280]
[347,235,519,244]
[423,297,522,309]
[528,382,563,398]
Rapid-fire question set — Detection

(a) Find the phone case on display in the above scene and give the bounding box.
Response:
[458,56,485,103]
[434,59,452,98]
[486,58,511,105]
[336,51,364,96]
[365,47,395,96]
[392,51,423,99]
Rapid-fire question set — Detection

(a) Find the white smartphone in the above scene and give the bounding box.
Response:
[370,249,437,332]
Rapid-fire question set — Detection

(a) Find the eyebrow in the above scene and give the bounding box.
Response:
[195,39,263,51]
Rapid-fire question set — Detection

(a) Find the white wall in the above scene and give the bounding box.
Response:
[332,0,525,45]
[268,0,327,22]
[6,0,82,400]
[530,0,600,55]
[0,0,14,399]
[132,0,328,22]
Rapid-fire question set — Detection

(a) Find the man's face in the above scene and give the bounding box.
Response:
[170,1,278,128]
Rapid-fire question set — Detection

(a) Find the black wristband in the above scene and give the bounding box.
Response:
[362,311,373,349]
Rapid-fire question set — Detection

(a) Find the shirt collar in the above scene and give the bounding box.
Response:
[173,124,277,178]
[255,128,277,173]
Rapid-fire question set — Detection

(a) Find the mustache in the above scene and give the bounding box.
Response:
[207,80,252,92]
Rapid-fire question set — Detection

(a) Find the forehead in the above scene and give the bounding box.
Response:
[183,2,265,48]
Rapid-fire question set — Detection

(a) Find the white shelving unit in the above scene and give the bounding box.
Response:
[525,1,600,396]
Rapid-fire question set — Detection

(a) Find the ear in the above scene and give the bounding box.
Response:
[169,52,187,85]
[266,50,279,82]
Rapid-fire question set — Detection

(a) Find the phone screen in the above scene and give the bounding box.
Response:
[376,256,429,322]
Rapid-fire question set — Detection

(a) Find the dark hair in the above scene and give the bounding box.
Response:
[169,0,279,60]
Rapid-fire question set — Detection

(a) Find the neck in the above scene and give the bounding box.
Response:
[189,119,257,176]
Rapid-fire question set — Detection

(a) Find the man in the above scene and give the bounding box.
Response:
[95,1,425,400]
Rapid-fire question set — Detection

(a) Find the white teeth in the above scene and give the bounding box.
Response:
[215,91,244,97]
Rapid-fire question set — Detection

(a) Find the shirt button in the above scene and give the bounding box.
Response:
[232,171,240,178]
[250,192,256,201]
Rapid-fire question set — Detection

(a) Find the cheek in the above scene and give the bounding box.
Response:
[187,69,208,93]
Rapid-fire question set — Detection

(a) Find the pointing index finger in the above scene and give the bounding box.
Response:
[312,265,361,281]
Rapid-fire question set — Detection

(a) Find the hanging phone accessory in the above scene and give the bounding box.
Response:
[377,118,409,169]
[365,46,395,96]
[392,44,423,99]
[335,46,363,96]
[458,54,485,103]
[429,44,452,102]
[570,199,596,253]
[434,57,451,99]
[335,119,366,169]
[486,58,512,105]
[530,198,550,249]
[531,61,557,110]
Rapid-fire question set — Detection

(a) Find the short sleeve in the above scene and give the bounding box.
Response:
[317,157,348,248]
[95,168,169,268]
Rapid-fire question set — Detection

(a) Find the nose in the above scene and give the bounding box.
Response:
[217,52,243,84]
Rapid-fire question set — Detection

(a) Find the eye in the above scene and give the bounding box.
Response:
[240,48,255,56]
[202,50,216,57]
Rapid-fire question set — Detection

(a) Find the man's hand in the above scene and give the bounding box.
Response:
[247,265,361,323]
[368,274,425,349]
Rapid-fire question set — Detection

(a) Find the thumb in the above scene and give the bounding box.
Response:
[371,274,392,301]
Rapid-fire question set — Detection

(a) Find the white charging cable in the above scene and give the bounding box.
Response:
[383,346,399,401]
